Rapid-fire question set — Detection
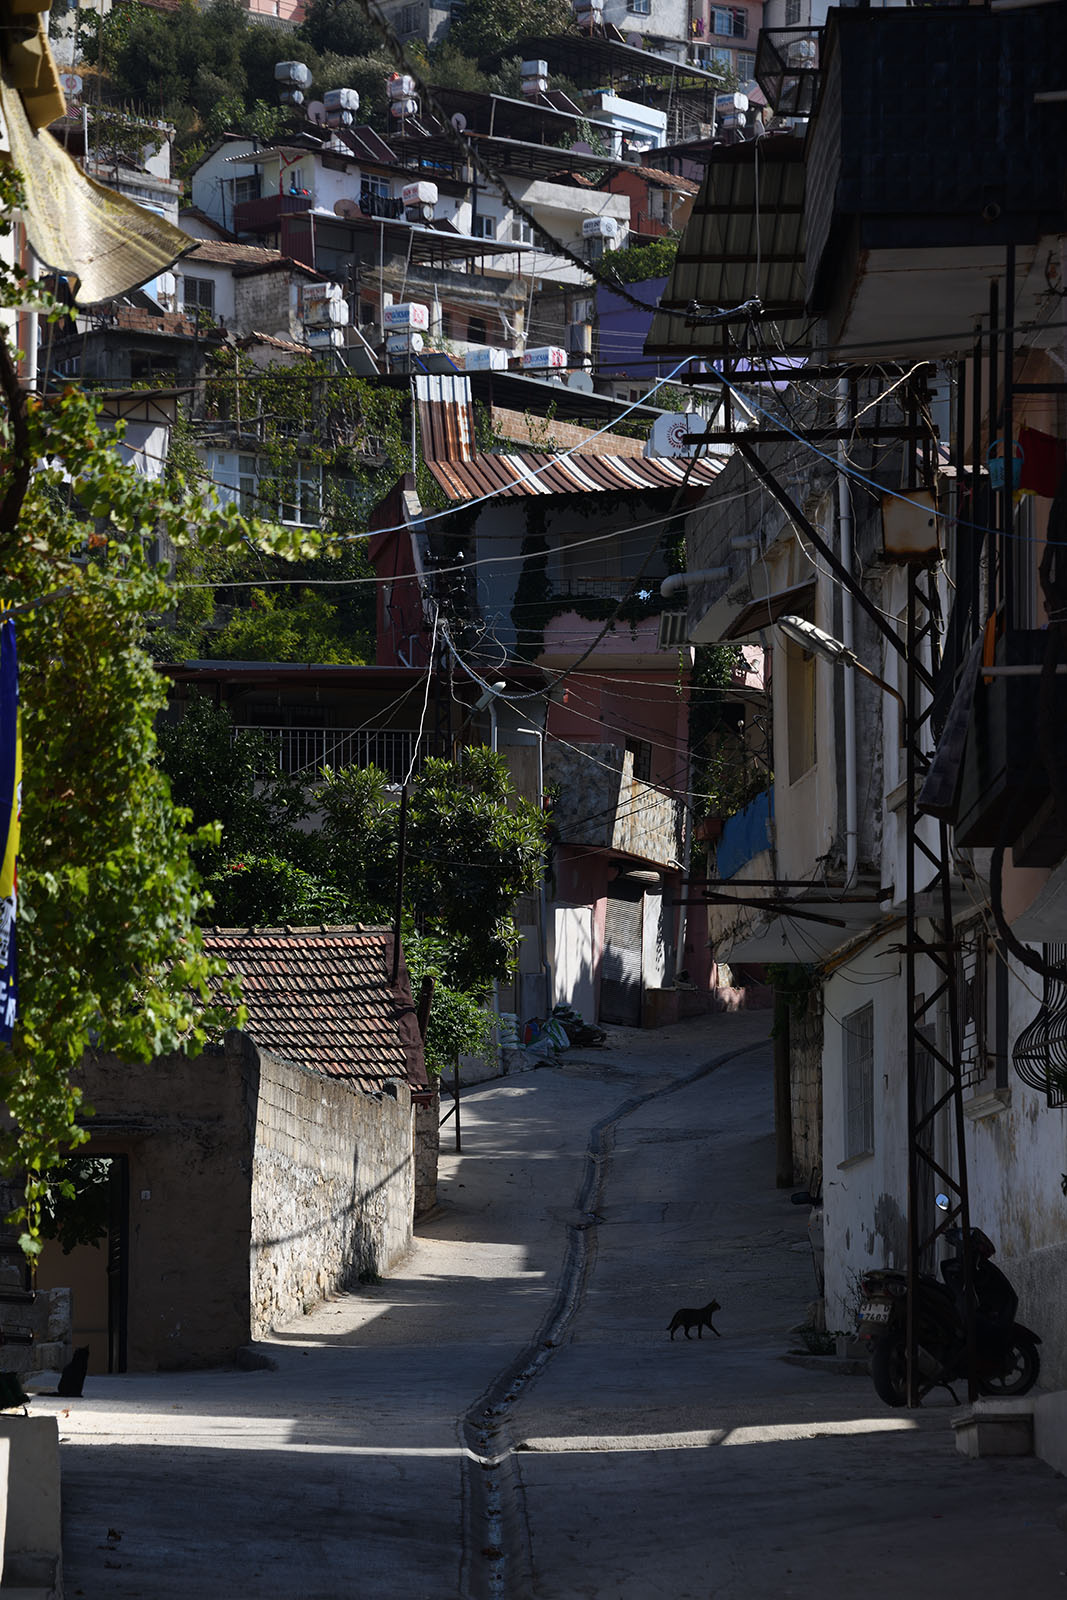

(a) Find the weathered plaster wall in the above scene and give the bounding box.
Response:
[75,1042,256,1370]
[822,934,1067,1386]
[790,989,824,1188]
[251,1047,414,1336]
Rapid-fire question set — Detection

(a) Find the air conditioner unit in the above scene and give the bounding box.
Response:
[566,322,592,359]
[657,611,689,650]
[582,216,619,239]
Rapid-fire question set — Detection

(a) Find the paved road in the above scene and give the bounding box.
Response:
[44,1012,1067,1598]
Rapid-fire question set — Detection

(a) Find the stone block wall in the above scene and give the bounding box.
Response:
[250,1049,415,1335]
[234,269,296,340]
[413,1093,440,1217]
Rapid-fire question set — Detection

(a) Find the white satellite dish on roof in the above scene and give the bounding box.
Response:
[334,198,360,219]
[626,31,644,47]
[571,141,594,155]
[307,100,326,124]
[566,370,595,394]
[451,111,467,133]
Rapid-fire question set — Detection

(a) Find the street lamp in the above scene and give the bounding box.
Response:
[776,614,905,709]
[474,680,507,752]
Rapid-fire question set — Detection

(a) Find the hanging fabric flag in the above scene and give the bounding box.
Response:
[0,617,21,1044]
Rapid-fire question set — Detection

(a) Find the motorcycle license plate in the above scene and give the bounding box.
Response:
[860,1300,891,1324]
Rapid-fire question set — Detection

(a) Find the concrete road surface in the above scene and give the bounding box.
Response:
[40,1012,1067,1599]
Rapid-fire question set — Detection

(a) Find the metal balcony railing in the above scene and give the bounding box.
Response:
[238,726,425,782]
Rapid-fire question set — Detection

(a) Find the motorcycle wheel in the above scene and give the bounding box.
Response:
[870,1336,909,1408]
[978,1336,1041,1397]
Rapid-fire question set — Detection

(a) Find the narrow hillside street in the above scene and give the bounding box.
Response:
[46,1012,1067,1599]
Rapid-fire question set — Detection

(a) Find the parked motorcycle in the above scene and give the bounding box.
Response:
[857,1196,1041,1407]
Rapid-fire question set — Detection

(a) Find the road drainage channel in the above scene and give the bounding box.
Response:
[457,1040,763,1600]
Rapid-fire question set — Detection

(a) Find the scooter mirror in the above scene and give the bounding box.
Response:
[935,1192,951,1211]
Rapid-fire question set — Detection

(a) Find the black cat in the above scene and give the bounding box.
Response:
[56,1346,89,1397]
[667,1300,721,1340]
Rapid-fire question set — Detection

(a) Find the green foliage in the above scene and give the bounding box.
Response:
[211,587,368,664]
[0,169,325,1249]
[605,237,679,286]
[447,0,573,60]
[152,353,405,664]
[689,642,768,822]
[39,1157,113,1254]
[404,931,493,1075]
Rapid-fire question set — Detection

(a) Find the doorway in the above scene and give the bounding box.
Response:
[35,1153,129,1374]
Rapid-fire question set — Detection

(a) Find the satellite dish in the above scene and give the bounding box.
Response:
[571,141,594,155]
[626,31,644,47]
[566,370,595,393]
[307,100,326,124]
[451,111,467,133]
[334,198,360,219]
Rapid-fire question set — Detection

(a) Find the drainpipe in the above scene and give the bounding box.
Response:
[659,567,729,602]
[837,376,858,889]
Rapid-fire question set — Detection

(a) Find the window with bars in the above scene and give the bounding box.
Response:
[182,276,215,317]
[785,0,802,23]
[626,738,652,782]
[843,1003,875,1160]
[398,2,419,32]
[1012,943,1067,1107]
[955,921,988,1090]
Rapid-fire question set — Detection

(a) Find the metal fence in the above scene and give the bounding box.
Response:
[238,726,424,783]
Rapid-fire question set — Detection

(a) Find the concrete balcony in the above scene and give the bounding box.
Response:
[546,742,684,869]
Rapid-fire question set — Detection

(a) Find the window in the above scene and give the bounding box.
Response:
[626,738,652,782]
[471,213,496,239]
[843,1003,875,1161]
[183,275,215,317]
[510,216,533,245]
[784,633,816,782]
[627,0,650,12]
[398,2,419,32]
[711,5,747,36]
[361,174,390,202]
[785,0,802,24]
[737,50,756,79]
[233,175,258,206]
[234,455,321,527]
[467,315,487,343]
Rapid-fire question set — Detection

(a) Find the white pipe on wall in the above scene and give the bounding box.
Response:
[837,376,858,889]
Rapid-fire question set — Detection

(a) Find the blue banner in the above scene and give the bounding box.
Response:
[0,618,20,1043]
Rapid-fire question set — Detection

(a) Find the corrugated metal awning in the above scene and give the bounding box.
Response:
[644,136,808,360]
[426,450,724,501]
[723,580,816,640]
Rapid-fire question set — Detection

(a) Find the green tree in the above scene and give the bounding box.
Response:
[0,170,317,1250]
[447,0,574,60]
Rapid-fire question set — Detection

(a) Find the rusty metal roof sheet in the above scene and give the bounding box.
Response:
[203,925,427,1094]
[426,449,724,501]
[416,373,476,463]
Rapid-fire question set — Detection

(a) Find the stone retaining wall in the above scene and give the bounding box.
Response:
[250,1047,414,1335]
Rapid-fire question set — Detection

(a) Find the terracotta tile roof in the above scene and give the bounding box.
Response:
[239,330,307,354]
[185,240,320,278]
[634,166,699,194]
[203,926,427,1094]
